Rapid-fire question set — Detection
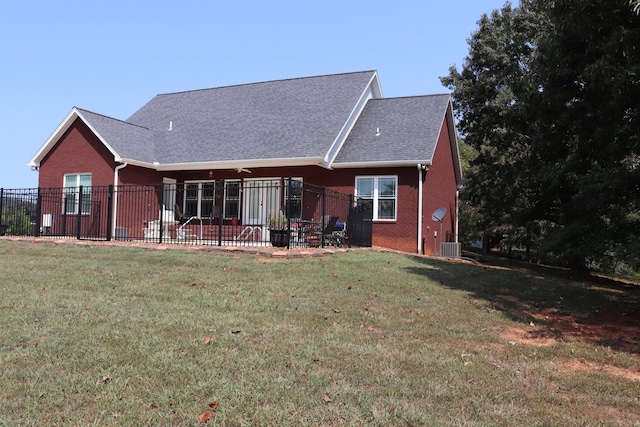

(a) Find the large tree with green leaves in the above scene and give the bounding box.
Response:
[441,1,548,255]
[532,0,640,271]
[443,0,640,272]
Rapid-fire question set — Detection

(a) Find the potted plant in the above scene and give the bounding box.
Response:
[267,215,289,247]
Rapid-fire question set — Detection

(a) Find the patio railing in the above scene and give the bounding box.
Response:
[0,179,372,249]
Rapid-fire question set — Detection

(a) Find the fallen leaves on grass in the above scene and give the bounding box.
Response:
[96,375,110,385]
[199,411,212,423]
[198,399,219,423]
[203,336,212,345]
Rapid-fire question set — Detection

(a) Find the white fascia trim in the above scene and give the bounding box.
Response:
[27,107,122,168]
[369,71,383,98]
[324,71,384,166]
[329,160,432,169]
[128,156,326,172]
[444,99,463,187]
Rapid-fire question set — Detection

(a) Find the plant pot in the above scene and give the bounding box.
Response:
[269,229,289,247]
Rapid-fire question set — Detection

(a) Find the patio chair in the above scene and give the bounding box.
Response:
[307,216,340,247]
[329,220,348,247]
[174,204,194,224]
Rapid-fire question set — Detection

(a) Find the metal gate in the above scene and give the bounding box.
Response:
[347,199,373,247]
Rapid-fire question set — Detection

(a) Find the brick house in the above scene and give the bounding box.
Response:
[27,70,462,254]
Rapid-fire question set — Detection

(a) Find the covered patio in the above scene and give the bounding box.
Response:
[0,179,372,249]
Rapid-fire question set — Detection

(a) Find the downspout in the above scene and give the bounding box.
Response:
[112,162,128,237]
[455,189,460,243]
[417,164,425,254]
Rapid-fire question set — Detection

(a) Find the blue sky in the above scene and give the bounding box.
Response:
[1,0,509,189]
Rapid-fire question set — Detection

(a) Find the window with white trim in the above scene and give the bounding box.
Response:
[355,176,397,221]
[63,173,92,214]
[184,181,215,218]
[223,180,240,219]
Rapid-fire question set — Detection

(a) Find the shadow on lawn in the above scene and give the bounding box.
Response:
[403,255,640,355]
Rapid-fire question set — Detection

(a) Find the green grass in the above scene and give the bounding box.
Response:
[1,240,639,426]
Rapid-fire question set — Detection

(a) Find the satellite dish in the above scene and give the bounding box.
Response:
[431,207,446,222]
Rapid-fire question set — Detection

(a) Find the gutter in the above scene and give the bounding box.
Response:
[330,160,432,169]
[134,156,325,172]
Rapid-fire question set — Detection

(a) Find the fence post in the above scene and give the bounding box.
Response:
[62,195,68,236]
[348,194,353,248]
[0,188,4,229]
[321,186,326,248]
[218,180,224,246]
[35,188,42,237]
[158,182,164,244]
[106,185,113,241]
[286,178,292,249]
[77,186,83,239]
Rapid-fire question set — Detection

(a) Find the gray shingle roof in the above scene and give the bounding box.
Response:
[75,109,154,162]
[31,71,457,174]
[332,94,451,165]
[126,71,377,165]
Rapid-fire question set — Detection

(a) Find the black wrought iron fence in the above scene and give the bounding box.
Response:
[0,179,372,249]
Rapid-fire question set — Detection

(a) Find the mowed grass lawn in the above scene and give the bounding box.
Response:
[1,240,639,426]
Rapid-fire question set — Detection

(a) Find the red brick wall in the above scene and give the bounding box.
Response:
[119,165,164,185]
[421,117,460,255]
[38,118,117,188]
[36,118,459,254]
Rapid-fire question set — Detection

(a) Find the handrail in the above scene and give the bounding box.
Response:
[178,216,203,240]
[235,226,262,242]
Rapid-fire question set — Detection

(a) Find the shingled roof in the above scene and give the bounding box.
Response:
[29,70,458,179]
[126,70,379,168]
[332,94,452,167]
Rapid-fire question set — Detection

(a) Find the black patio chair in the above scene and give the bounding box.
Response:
[307,216,341,247]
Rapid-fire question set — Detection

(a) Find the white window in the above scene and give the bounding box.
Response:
[355,176,397,221]
[184,181,215,218]
[223,180,240,219]
[63,173,92,214]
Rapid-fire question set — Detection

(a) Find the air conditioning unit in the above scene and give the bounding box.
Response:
[440,242,461,258]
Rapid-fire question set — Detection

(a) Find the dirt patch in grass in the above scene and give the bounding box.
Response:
[494,291,640,355]
[499,307,640,381]
[557,358,640,381]
[498,325,560,347]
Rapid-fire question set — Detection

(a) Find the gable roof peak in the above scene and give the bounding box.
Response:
[154,70,379,97]
[74,107,149,130]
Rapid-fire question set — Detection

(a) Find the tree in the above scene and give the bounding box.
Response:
[455,139,482,247]
[443,0,640,272]
[531,0,640,270]
[441,1,548,254]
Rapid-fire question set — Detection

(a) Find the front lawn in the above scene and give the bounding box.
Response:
[1,240,639,426]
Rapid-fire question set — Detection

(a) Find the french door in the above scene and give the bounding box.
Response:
[242,179,281,230]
